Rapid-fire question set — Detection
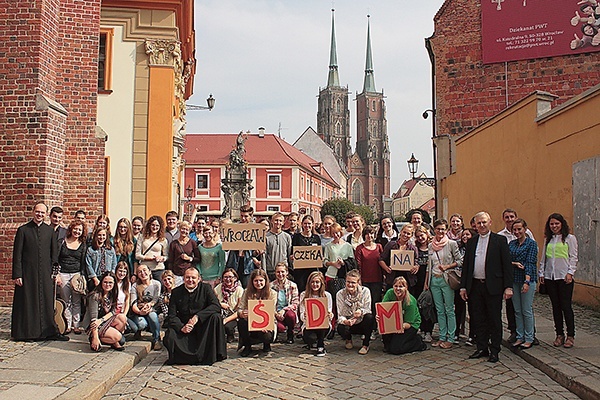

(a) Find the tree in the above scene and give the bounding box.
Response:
[320,198,355,225]
[354,204,376,225]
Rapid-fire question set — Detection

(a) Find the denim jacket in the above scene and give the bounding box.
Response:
[226,250,255,276]
[86,246,118,279]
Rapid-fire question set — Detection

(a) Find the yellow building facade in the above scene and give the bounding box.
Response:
[440,86,600,306]
[97,0,195,220]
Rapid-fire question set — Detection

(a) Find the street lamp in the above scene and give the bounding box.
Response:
[185,185,194,220]
[407,153,435,187]
[187,94,215,111]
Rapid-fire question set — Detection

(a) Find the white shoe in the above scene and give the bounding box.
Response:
[315,347,326,357]
[424,333,432,343]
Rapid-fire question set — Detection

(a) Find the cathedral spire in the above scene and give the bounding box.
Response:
[327,9,340,87]
[362,15,376,93]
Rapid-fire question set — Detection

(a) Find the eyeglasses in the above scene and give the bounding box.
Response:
[223,276,235,280]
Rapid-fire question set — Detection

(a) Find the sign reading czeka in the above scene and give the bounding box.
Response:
[293,246,323,269]
[221,223,267,251]
[305,297,330,329]
[248,299,276,332]
[390,249,415,271]
[376,301,404,334]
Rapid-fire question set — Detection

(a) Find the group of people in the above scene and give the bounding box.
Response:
[11,202,578,366]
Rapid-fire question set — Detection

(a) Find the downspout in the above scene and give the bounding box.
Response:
[424,35,438,218]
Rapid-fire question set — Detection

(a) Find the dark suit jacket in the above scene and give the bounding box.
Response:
[460,232,513,296]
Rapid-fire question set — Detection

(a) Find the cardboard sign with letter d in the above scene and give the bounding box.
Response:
[305,297,330,329]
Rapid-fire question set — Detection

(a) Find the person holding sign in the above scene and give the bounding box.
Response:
[292,215,322,293]
[355,226,384,336]
[213,268,244,343]
[336,269,373,355]
[299,271,333,356]
[237,269,278,357]
[425,219,462,349]
[270,263,299,344]
[379,225,418,291]
[163,268,227,365]
[377,276,426,354]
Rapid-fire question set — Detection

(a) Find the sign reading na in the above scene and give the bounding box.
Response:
[293,246,323,269]
[221,223,267,251]
[305,297,330,330]
[376,301,404,334]
[248,299,276,332]
[390,249,414,271]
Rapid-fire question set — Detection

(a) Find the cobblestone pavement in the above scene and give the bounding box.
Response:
[103,336,578,400]
[532,293,600,336]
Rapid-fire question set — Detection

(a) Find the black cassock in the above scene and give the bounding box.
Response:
[11,220,58,341]
[164,282,227,365]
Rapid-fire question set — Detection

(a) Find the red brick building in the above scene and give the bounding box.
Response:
[428,0,600,208]
[184,133,341,221]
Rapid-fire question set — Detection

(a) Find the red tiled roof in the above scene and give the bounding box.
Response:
[419,198,436,213]
[184,133,339,188]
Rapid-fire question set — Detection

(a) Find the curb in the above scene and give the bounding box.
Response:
[503,340,600,400]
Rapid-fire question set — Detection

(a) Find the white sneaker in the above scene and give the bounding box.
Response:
[315,347,326,357]
[424,333,432,343]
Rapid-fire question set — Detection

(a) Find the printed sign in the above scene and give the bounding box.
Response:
[390,249,415,271]
[305,297,330,330]
[482,0,600,64]
[293,246,323,269]
[376,301,404,334]
[221,223,267,251]
[248,299,276,332]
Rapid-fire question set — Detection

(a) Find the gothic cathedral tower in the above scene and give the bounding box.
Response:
[317,9,351,169]
[350,15,390,216]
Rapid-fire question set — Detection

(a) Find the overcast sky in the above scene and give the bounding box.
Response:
[187,0,446,193]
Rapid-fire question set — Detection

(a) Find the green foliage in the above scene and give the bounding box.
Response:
[320,198,356,225]
[354,204,376,225]
[320,198,377,225]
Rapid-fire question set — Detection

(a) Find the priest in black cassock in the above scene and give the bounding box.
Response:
[11,202,67,341]
[164,267,227,365]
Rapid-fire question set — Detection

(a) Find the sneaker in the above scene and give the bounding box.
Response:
[532,337,540,346]
[315,347,326,357]
[358,345,369,355]
[424,333,432,343]
[370,331,377,341]
[345,340,353,350]
[465,337,474,347]
[240,346,251,357]
[286,336,294,344]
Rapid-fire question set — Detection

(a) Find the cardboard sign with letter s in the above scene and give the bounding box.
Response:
[376,301,404,334]
[248,299,276,332]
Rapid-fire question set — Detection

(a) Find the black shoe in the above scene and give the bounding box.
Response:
[326,330,335,340]
[488,353,499,363]
[532,337,540,346]
[263,343,272,353]
[49,333,70,342]
[507,332,517,343]
[286,336,294,344]
[469,349,489,359]
[133,331,142,341]
[226,334,235,343]
[111,344,125,351]
[240,346,251,357]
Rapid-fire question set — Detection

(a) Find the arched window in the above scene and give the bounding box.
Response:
[373,183,378,196]
[373,161,378,176]
[336,99,342,113]
[372,100,376,111]
[335,122,341,136]
[352,179,363,204]
[335,141,341,156]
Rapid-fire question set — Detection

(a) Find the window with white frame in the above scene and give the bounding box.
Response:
[267,205,280,212]
[268,174,280,191]
[196,174,209,190]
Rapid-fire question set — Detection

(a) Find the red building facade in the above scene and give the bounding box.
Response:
[184,133,341,220]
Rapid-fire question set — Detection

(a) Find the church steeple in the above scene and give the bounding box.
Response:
[327,9,340,87]
[362,15,376,93]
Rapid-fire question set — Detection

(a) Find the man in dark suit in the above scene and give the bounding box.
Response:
[11,202,68,341]
[460,211,513,363]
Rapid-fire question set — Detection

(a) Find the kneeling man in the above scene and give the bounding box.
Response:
[164,267,227,365]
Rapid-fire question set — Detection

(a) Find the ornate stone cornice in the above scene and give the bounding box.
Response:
[145,39,181,66]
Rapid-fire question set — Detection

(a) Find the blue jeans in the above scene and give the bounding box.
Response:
[430,276,456,342]
[131,312,161,342]
[512,282,536,343]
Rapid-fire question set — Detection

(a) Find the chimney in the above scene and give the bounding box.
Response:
[258,127,265,138]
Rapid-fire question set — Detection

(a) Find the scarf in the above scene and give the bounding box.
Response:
[221,280,240,304]
[431,235,449,252]
[343,286,364,314]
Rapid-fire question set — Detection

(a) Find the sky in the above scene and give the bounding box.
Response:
[187,0,446,193]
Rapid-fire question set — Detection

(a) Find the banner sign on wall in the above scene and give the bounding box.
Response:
[482,0,600,64]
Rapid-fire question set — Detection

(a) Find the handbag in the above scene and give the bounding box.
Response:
[444,270,461,291]
[70,273,87,295]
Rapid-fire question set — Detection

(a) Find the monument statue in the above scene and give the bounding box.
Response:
[221,131,253,220]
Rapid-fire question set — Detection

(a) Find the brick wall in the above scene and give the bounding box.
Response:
[0,0,104,305]
[430,0,600,139]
